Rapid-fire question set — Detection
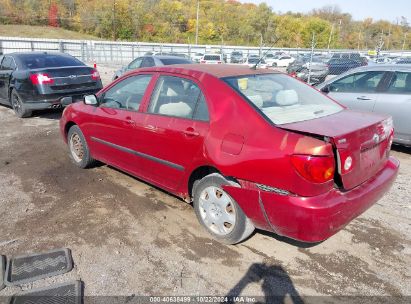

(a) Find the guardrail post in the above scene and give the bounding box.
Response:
[30,41,34,51]
[110,44,113,62]
[59,40,64,53]
[131,44,135,59]
[0,40,3,55]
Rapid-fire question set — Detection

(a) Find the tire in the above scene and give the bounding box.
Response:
[193,173,255,244]
[10,90,32,118]
[67,125,96,168]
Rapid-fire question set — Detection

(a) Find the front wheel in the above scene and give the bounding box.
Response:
[11,90,32,118]
[67,125,96,168]
[193,173,255,244]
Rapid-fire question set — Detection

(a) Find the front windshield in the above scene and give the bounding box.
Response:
[223,74,343,125]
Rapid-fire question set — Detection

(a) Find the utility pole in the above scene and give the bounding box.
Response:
[112,0,117,41]
[327,23,334,52]
[376,30,384,60]
[307,32,316,85]
[259,33,263,57]
[195,0,199,45]
[402,32,407,56]
[357,32,361,50]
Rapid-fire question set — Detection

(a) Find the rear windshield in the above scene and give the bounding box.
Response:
[204,55,221,61]
[223,74,343,125]
[160,58,192,65]
[18,54,84,69]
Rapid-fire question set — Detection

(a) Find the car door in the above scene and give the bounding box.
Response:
[373,71,411,144]
[136,74,210,191]
[88,74,155,175]
[0,56,16,103]
[325,71,387,112]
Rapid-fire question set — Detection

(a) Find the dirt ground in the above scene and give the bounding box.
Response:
[0,66,410,303]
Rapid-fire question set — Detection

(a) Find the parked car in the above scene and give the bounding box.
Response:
[113,55,192,79]
[331,52,361,61]
[317,65,411,146]
[359,56,369,66]
[191,52,204,63]
[230,51,244,63]
[327,58,363,75]
[394,57,411,64]
[60,64,398,244]
[374,57,392,64]
[287,56,328,78]
[243,55,267,68]
[200,54,224,64]
[263,52,276,66]
[270,54,295,67]
[0,52,102,118]
[295,65,329,85]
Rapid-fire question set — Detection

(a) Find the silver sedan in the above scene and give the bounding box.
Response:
[317,65,411,146]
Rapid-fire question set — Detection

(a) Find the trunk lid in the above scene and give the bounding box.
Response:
[31,66,99,92]
[281,110,393,190]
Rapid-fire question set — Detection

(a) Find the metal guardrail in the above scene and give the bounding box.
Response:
[2,36,410,65]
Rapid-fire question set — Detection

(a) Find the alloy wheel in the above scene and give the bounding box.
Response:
[198,186,236,236]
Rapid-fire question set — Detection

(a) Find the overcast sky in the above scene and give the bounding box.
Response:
[240,0,411,22]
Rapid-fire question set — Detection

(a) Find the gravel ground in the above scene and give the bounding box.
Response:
[0,65,410,303]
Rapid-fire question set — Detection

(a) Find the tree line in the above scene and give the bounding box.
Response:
[1,0,410,50]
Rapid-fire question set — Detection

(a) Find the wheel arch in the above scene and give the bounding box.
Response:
[187,165,220,199]
[64,121,77,140]
[187,165,240,199]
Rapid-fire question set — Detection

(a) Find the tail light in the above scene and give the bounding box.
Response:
[291,154,335,183]
[200,60,206,64]
[30,73,54,85]
[91,69,100,80]
[217,61,222,64]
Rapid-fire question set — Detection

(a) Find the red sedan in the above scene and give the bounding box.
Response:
[60,65,399,244]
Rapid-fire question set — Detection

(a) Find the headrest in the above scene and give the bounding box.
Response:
[159,102,191,117]
[276,90,298,106]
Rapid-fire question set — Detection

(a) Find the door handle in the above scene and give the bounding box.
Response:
[125,117,136,125]
[357,96,371,101]
[183,127,199,137]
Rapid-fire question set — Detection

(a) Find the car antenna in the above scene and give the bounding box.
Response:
[252,36,280,70]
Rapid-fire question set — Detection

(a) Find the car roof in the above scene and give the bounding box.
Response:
[137,64,278,78]
[8,51,72,57]
[145,55,189,60]
[347,64,411,72]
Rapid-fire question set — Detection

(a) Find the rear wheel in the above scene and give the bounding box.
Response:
[193,173,255,244]
[11,90,32,118]
[67,125,96,168]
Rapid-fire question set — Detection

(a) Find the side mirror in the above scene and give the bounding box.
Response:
[61,96,73,106]
[84,95,98,106]
[321,85,330,93]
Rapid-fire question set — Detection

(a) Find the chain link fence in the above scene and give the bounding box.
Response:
[1,36,411,86]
